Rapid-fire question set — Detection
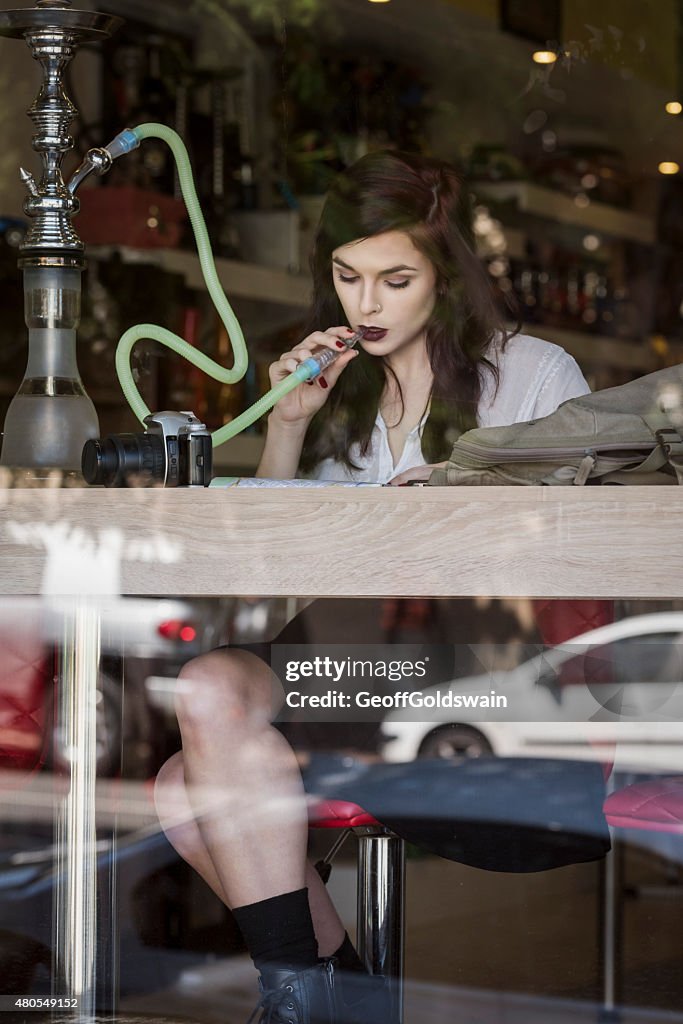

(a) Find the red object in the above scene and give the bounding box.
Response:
[77,185,186,248]
[308,798,379,829]
[158,619,197,642]
[531,599,614,647]
[0,631,51,776]
[604,778,683,834]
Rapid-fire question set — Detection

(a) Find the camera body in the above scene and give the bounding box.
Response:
[82,411,213,487]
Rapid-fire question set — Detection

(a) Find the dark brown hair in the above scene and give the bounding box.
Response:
[298,150,518,474]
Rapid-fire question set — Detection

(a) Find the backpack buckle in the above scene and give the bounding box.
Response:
[655,427,683,455]
[656,428,683,484]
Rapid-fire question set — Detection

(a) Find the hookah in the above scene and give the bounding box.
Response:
[0,0,123,476]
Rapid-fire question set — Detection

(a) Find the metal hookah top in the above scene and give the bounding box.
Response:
[0,0,122,255]
[0,1,120,43]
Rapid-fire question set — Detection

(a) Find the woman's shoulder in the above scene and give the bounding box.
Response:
[488,331,588,389]
[489,330,572,369]
[480,330,590,425]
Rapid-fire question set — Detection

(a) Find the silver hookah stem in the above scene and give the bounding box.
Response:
[0,0,122,254]
[22,1,82,251]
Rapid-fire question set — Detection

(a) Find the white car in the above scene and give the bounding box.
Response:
[380,613,683,775]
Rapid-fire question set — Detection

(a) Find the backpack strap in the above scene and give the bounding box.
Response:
[655,427,683,484]
[572,454,596,486]
[641,411,683,484]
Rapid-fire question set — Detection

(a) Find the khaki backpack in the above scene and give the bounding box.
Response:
[429,364,683,487]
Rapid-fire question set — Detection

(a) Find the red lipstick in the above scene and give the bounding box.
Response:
[359,325,388,341]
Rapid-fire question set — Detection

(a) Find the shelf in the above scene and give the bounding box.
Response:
[87,245,311,309]
[474,181,655,246]
[521,324,683,373]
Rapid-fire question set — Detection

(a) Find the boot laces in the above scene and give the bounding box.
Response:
[246,981,299,1024]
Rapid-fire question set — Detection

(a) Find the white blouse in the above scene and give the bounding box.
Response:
[310,333,590,484]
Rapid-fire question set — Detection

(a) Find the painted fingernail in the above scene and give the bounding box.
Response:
[319,377,328,389]
[345,326,354,332]
[335,341,346,349]
[306,380,314,385]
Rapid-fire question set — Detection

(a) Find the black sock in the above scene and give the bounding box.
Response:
[232,888,319,973]
[332,932,368,974]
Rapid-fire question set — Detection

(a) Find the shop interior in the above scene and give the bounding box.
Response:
[1,1,683,1022]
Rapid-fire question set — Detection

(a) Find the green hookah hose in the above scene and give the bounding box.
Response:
[113,123,316,449]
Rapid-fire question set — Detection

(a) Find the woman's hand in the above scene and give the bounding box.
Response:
[267,326,359,428]
[387,462,447,486]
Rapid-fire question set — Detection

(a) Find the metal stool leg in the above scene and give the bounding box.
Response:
[599,836,622,1023]
[355,826,405,1024]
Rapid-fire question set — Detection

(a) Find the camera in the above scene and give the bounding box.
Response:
[82,411,212,487]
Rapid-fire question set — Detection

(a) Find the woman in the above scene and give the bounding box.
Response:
[154,151,590,1023]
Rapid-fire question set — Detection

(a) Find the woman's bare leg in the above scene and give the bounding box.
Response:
[154,651,346,954]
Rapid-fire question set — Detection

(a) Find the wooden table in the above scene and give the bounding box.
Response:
[1,486,681,598]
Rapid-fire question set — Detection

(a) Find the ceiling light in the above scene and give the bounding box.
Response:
[665,102,682,115]
[659,162,680,175]
[532,51,557,65]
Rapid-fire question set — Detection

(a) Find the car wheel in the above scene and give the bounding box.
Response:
[46,663,123,778]
[418,725,493,762]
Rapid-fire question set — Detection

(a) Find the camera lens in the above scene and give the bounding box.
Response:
[82,432,165,486]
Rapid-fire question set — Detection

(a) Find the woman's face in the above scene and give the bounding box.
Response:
[332,230,437,362]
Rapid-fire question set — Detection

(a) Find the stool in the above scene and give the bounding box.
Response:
[308,798,405,1024]
[601,777,683,1022]
[604,777,683,835]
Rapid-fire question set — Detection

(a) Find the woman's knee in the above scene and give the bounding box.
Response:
[154,753,197,854]
[154,749,184,802]
[174,648,282,733]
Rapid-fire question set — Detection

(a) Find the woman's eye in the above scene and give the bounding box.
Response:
[386,280,410,290]
[337,274,359,284]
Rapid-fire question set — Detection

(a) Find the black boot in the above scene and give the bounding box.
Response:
[336,966,394,1024]
[248,958,392,1024]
